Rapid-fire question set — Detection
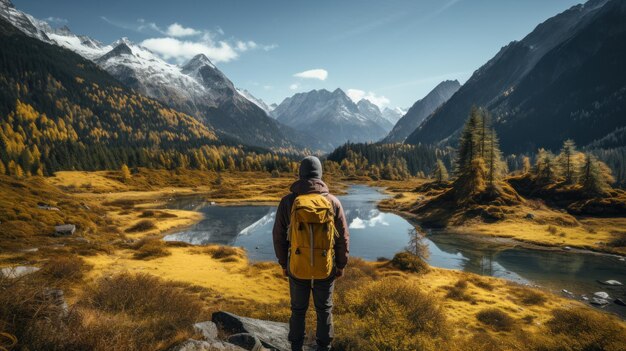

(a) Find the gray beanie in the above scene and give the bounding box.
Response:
[299,156,323,180]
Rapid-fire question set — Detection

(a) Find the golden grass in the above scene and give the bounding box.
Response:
[83,246,288,305]
[2,171,625,350]
[378,178,626,254]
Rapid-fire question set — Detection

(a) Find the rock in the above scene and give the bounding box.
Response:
[619,257,625,262]
[227,333,264,351]
[20,248,39,253]
[593,291,610,299]
[562,289,573,295]
[169,339,246,351]
[212,311,314,351]
[582,296,589,301]
[44,289,69,318]
[0,266,40,279]
[590,297,610,306]
[525,213,535,219]
[597,280,622,286]
[54,224,76,236]
[614,298,626,306]
[194,321,219,340]
[562,246,572,251]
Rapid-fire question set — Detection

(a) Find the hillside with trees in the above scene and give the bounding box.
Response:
[0,17,297,176]
[326,142,453,180]
[403,107,626,228]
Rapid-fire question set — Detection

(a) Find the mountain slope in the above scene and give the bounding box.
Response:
[273,89,387,150]
[356,99,394,132]
[237,89,275,115]
[0,0,300,150]
[405,0,609,147]
[0,16,220,174]
[490,0,626,154]
[384,80,460,143]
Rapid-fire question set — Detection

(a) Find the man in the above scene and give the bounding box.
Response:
[272,156,349,351]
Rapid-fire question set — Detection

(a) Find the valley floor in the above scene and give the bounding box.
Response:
[1,170,625,350]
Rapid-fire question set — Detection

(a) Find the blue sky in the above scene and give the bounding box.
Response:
[15,0,582,108]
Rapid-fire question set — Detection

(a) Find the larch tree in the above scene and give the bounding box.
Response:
[121,164,131,182]
[485,128,506,189]
[534,148,558,184]
[0,160,5,175]
[432,159,449,182]
[579,153,614,196]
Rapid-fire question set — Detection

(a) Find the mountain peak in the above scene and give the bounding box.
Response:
[183,54,215,70]
[97,41,133,63]
[113,37,133,47]
[55,25,71,35]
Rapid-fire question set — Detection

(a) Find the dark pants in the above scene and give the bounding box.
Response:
[288,276,335,351]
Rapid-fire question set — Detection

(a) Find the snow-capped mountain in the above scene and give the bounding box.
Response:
[0,0,298,149]
[381,107,405,124]
[273,88,388,150]
[356,99,394,132]
[237,89,275,115]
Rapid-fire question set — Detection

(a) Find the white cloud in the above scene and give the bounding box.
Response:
[141,37,238,63]
[166,23,201,37]
[236,40,258,52]
[45,17,68,25]
[102,17,275,64]
[293,69,328,81]
[289,83,300,90]
[346,89,390,108]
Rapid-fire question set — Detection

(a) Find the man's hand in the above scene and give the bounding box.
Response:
[283,269,288,278]
[335,268,344,278]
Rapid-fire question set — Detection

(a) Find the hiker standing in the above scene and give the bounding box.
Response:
[272,156,350,351]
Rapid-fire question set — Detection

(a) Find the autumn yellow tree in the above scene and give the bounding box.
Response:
[121,164,131,182]
[0,160,5,175]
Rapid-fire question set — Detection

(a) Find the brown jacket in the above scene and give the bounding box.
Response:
[272,179,350,270]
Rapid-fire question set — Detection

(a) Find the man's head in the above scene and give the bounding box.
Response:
[299,156,323,180]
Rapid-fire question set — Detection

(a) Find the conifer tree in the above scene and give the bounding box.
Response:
[579,153,614,196]
[455,107,482,177]
[432,159,449,182]
[534,149,558,184]
[485,128,505,188]
[558,139,578,184]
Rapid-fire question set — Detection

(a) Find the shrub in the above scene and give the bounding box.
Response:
[476,308,515,332]
[546,225,558,235]
[40,256,88,282]
[131,238,170,260]
[469,277,494,291]
[543,308,626,350]
[607,232,626,247]
[125,220,156,233]
[389,251,429,274]
[445,279,476,303]
[335,278,450,351]
[511,287,547,306]
[203,246,241,260]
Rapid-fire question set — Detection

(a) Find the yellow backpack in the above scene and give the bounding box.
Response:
[288,193,336,280]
